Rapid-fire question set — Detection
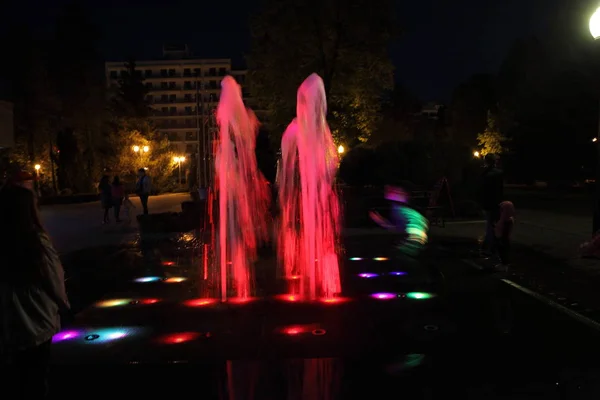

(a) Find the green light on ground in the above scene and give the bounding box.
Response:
[405,292,435,300]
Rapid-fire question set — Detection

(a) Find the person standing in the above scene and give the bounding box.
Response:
[480,153,504,256]
[111,176,125,222]
[98,174,112,224]
[135,168,151,215]
[0,182,71,398]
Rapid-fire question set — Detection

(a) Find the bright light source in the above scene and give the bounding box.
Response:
[591,7,600,39]
[180,156,186,162]
[405,292,435,300]
[143,145,149,152]
[34,164,41,171]
[473,151,480,158]
[173,156,180,162]
[337,145,345,154]
[593,138,598,143]
[133,145,140,152]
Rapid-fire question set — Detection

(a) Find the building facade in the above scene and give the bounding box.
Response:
[105,45,248,155]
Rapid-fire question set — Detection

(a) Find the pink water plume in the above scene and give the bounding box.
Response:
[215,76,270,301]
[278,73,342,300]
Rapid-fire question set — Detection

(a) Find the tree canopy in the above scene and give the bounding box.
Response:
[246,0,396,144]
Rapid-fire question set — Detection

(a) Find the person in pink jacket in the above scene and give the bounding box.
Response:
[0,181,70,398]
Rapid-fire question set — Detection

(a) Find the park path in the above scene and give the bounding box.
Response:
[41,193,190,254]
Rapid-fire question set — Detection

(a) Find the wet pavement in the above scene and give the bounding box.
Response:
[50,226,600,399]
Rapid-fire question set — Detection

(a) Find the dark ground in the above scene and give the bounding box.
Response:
[50,226,600,399]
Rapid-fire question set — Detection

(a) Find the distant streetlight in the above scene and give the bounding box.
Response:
[593,138,598,143]
[143,145,149,153]
[34,164,41,172]
[473,151,480,158]
[337,145,345,154]
[174,156,186,185]
[132,145,140,153]
[590,6,600,234]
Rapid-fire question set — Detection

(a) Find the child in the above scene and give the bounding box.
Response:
[495,201,515,268]
[369,185,429,256]
[122,193,135,225]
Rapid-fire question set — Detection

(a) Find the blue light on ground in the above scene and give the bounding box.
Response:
[134,276,162,283]
[358,273,379,278]
[349,257,363,261]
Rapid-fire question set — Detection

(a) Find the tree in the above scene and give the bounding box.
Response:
[477,111,507,156]
[0,26,60,192]
[111,59,150,119]
[246,0,396,143]
[105,120,177,193]
[50,3,108,192]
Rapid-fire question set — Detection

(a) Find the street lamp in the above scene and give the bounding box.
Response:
[337,145,345,154]
[590,6,600,234]
[34,164,41,174]
[133,145,140,153]
[473,151,480,158]
[174,156,186,185]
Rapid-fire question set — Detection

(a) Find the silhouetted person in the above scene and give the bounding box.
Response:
[135,168,151,215]
[111,176,125,222]
[98,174,112,224]
[480,153,504,256]
[0,181,70,398]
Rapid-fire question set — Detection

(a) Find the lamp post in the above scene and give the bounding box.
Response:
[590,6,600,234]
[174,156,186,186]
[337,145,345,154]
[133,145,150,168]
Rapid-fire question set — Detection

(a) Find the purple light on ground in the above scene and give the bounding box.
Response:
[52,330,81,342]
[371,292,397,300]
[389,271,406,276]
[358,273,379,278]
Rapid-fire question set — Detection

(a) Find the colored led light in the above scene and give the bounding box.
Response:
[162,261,175,266]
[164,277,187,283]
[373,257,388,261]
[406,292,435,300]
[389,271,406,276]
[349,257,363,261]
[140,298,160,305]
[358,272,379,278]
[134,276,162,283]
[95,299,131,308]
[277,294,300,302]
[159,332,200,344]
[52,330,81,343]
[320,297,349,304]
[184,298,217,307]
[371,292,397,300]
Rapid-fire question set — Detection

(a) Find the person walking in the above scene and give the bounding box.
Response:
[135,168,151,215]
[479,153,504,257]
[98,174,112,224]
[0,182,71,398]
[111,176,125,222]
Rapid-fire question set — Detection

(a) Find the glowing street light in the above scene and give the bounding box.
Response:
[337,145,345,154]
[473,151,480,158]
[590,6,600,234]
[173,156,186,185]
[34,164,41,172]
[593,138,598,143]
[143,145,149,153]
[591,7,600,39]
[132,145,140,153]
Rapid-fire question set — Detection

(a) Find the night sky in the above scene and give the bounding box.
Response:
[4,0,599,102]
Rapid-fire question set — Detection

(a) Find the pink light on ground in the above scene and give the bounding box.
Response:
[227,297,254,304]
[159,332,200,344]
[184,298,218,307]
[319,297,349,305]
[276,294,300,302]
[215,76,270,302]
[278,74,342,301]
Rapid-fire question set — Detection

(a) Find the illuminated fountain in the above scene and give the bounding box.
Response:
[214,76,270,301]
[278,73,342,300]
